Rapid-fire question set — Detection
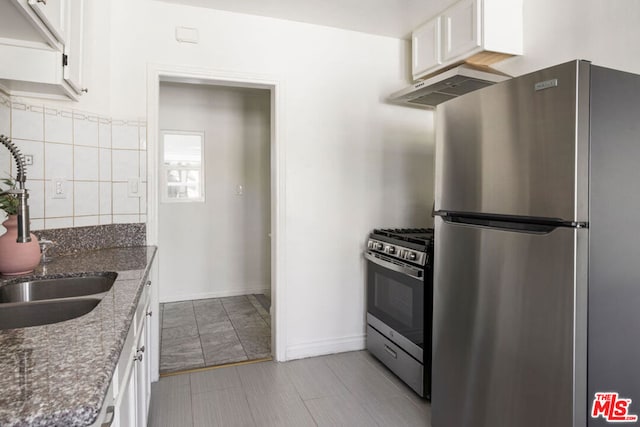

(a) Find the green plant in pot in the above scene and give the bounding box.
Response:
[0,176,41,275]
[0,177,19,217]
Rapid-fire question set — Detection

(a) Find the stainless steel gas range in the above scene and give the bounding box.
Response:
[364,228,434,398]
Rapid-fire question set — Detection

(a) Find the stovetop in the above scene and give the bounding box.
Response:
[371,228,434,247]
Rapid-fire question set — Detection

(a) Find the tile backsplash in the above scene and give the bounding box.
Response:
[0,93,147,230]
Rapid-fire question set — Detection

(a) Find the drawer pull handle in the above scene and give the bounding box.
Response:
[146,311,153,317]
[138,345,145,353]
[384,345,397,359]
[146,280,151,287]
[134,353,143,362]
[101,405,115,427]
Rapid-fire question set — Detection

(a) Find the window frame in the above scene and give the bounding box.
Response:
[160,129,206,203]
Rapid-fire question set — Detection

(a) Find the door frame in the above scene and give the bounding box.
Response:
[146,64,287,374]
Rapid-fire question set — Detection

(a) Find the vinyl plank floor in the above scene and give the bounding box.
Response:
[149,352,431,427]
[148,377,193,427]
[245,388,316,427]
[190,366,242,395]
[304,394,378,426]
[323,351,406,405]
[192,386,256,427]
[284,356,350,401]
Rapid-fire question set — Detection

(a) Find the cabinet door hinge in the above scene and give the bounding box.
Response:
[62,54,68,67]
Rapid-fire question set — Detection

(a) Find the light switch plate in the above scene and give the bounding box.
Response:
[128,178,140,197]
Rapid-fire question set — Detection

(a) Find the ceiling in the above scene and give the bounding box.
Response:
[155,0,457,39]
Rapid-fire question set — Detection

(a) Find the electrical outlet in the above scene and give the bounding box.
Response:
[52,178,67,199]
[24,155,33,165]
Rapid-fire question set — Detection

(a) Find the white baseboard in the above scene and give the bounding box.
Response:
[160,287,270,303]
[285,334,366,361]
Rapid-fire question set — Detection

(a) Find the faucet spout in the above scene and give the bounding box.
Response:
[0,135,31,243]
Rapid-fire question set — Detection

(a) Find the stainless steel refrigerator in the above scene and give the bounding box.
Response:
[433,60,640,427]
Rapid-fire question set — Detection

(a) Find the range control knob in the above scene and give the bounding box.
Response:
[375,242,384,250]
[408,252,417,261]
[387,246,396,254]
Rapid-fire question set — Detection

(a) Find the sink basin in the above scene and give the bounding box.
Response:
[0,298,101,330]
[0,273,117,303]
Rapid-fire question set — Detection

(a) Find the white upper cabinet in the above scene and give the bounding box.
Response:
[0,0,85,100]
[442,0,479,62]
[27,0,68,47]
[412,17,442,79]
[63,0,84,93]
[412,0,522,81]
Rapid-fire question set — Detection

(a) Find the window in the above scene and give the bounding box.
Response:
[161,130,205,202]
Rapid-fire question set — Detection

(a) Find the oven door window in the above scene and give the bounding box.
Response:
[367,258,424,348]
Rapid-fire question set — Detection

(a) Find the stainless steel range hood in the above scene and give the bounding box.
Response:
[389,64,511,108]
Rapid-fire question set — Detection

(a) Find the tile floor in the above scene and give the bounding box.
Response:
[160,295,272,373]
[149,350,430,426]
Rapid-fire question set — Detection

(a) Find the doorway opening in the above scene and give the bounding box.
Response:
[146,67,284,376]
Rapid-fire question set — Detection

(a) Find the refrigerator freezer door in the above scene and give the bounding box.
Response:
[435,60,590,222]
[432,217,587,427]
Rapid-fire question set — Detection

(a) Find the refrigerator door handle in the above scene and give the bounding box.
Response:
[364,252,424,281]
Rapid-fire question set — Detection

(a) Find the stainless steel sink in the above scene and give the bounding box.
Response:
[0,273,117,303]
[0,272,118,330]
[0,298,101,330]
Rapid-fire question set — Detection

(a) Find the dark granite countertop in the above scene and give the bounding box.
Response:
[0,246,157,426]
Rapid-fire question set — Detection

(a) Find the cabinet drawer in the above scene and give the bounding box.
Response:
[367,325,424,396]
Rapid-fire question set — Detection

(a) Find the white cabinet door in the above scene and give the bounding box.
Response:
[134,310,150,427]
[63,0,84,93]
[115,363,137,427]
[28,0,67,44]
[442,0,480,62]
[412,17,441,78]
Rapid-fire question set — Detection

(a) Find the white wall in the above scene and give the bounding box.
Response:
[494,0,640,77]
[107,0,434,359]
[158,83,271,301]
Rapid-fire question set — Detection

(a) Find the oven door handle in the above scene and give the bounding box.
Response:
[364,252,423,281]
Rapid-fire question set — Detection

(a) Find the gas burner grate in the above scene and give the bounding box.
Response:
[372,228,434,246]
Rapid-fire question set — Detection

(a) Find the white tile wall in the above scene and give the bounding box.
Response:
[99,182,112,214]
[73,113,99,147]
[112,121,139,150]
[11,103,43,141]
[99,148,111,181]
[74,146,99,181]
[28,180,45,219]
[13,139,44,180]
[99,119,111,148]
[44,109,72,144]
[45,143,73,180]
[45,217,73,229]
[75,215,100,227]
[74,181,99,216]
[0,95,11,177]
[0,96,147,230]
[0,94,10,137]
[112,149,139,182]
[113,182,139,214]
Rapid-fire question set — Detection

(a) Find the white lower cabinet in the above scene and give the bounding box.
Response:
[93,282,152,427]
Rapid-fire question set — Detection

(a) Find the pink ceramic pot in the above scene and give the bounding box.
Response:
[0,215,41,275]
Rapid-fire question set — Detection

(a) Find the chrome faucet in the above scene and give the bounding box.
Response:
[0,135,31,243]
